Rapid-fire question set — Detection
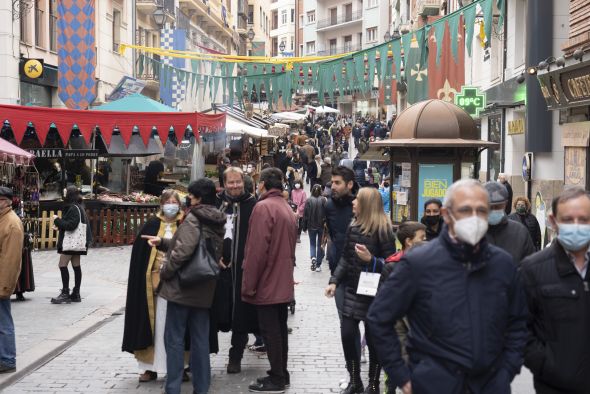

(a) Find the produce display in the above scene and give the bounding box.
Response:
[96,192,160,204]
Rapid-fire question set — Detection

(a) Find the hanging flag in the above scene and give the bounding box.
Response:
[428,16,465,103]
[406,28,428,105]
[57,0,97,110]
[160,27,186,108]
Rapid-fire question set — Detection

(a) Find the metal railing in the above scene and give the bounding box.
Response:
[317,43,361,56]
[317,10,362,29]
[49,14,57,51]
[35,8,44,47]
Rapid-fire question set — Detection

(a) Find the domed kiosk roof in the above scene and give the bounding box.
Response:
[371,99,497,148]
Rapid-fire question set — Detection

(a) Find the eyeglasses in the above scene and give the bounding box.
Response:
[452,206,489,217]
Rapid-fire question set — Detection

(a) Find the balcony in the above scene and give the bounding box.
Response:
[179,0,234,38]
[317,43,361,56]
[316,10,362,31]
[137,0,175,16]
[416,0,442,16]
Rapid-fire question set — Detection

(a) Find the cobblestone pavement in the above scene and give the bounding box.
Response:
[5,235,535,393]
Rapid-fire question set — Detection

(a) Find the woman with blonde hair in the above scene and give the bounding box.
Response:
[325,187,396,394]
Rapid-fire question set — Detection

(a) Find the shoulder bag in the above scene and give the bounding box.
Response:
[177,223,220,287]
[62,205,87,252]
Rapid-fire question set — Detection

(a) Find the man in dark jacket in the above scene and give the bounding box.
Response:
[484,181,535,264]
[498,173,513,215]
[217,167,258,374]
[521,187,590,394]
[367,179,528,394]
[242,168,297,393]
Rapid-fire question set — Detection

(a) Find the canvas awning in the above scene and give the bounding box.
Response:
[0,137,35,164]
[306,105,339,114]
[225,118,275,139]
[95,93,177,112]
[271,112,307,123]
[370,138,499,148]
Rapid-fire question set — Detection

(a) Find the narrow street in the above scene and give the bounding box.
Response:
[3,234,535,393]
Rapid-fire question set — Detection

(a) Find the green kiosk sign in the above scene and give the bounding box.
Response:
[455,86,486,117]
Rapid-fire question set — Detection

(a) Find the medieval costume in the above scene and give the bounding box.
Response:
[13,232,35,300]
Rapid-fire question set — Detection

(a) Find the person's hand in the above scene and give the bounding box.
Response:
[355,244,372,263]
[218,257,231,269]
[402,381,412,394]
[53,214,59,220]
[325,283,336,298]
[141,235,161,247]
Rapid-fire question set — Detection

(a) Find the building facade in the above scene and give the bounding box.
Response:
[270,0,296,57]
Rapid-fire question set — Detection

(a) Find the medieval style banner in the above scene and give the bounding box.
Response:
[57,0,97,109]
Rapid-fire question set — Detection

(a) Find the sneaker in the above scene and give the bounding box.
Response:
[248,345,267,354]
[248,380,285,393]
[0,364,16,374]
[139,370,157,382]
[311,258,316,271]
[315,266,322,273]
[51,289,71,304]
[257,374,290,388]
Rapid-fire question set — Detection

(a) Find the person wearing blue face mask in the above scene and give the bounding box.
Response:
[521,187,590,394]
[484,181,535,265]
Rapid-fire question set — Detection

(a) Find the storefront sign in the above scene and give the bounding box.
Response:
[507,119,525,135]
[64,150,99,159]
[564,147,586,187]
[28,148,63,158]
[455,86,486,117]
[21,58,44,79]
[418,164,453,219]
[26,148,99,159]
[538,58,590,110]
[562,122,590,147]
[107,76,147,101]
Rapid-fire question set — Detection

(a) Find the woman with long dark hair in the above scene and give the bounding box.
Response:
[51,186,92,304]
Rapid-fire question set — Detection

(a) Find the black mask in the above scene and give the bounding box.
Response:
[424,215,440,226]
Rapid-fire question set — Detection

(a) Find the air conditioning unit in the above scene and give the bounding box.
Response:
[417,0,441,16]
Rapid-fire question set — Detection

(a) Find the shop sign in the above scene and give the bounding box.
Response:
[564,147,586,187]
[418,164,453,219]
[507,119,525,135]
[538,59,590,110]
[562,121,590,147]
[21,58,44,79]
[455,86,486,117]
[64,150,99,159]
[28,148,63,158]
[27,148,99,159]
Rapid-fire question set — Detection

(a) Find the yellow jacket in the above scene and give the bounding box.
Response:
[0,208,24,298]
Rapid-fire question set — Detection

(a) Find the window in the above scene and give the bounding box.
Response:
[329,39,337,55]
[248,5,254,24]
[260,7,262,27]
[20,10,30,44]
[291,9,295,23]
[49,0,57,51]
[290,36,294,50]
[300,14,304,26]
[306,41,315,54]
[366,27,377,43]
[112,8,122,52]
[344,35,352,51]
[299,44,303,56]
[281,10,287,25]
[34,0,45,48]
[368,0,378,8]
[307,10,315,23]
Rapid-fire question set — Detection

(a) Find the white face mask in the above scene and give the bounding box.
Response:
[451,214,488,246]
[294,184,301,189]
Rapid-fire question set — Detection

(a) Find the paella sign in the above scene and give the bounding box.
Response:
[455,86,486,117]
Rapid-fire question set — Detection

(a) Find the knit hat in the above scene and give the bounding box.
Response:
[484,181,508,204]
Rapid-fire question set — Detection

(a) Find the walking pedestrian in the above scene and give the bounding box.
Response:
[122,189,184,382]
[325,187,397,394]
[484,181,535,264]
[378,181,391,215]
[291,179,307,244]
[497,173,513,215]
[51,186,92,304]
[142,178,226,394]
[302,184,327,272]
[508,196,542,251]
[0,186,24,374]
[367,179,528,394]
[217,167,259,374]
[242,168,298,393]
[420,198,444,240]
[320,157,333,187]
[521,187,590,394]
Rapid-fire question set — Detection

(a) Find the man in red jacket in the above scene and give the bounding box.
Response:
[242,167,298,393]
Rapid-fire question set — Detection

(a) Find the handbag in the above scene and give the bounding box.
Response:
[177,223,220,287]
[61,205,87,252]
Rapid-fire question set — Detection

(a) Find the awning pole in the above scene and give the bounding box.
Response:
[90,128,96,199]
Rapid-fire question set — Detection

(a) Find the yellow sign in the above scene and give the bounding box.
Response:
[507,119,525,135]
[24,59,43,79]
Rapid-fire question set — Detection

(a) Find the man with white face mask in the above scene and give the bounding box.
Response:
[484,181,535,264]
[367,179,527,394]
[521,187,590,394]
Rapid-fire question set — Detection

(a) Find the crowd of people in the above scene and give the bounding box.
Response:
[1,114,589,394]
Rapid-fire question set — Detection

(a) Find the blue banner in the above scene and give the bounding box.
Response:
[418,164,453,219]
[160,28,187,107]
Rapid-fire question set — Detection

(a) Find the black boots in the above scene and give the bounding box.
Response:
[363,361,381,394]
[227,358,241,374]
[51,288,71,304]
[70,288,81,302]
[341,360,364,394]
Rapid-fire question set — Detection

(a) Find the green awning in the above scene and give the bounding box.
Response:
[94,93,177,112]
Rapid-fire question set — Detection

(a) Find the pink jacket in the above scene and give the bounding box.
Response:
[291,188,307,218]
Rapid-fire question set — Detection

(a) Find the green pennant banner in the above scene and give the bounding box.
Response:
[482,0,494,45]
[392,39,402,80]
[367,49,377,92]
[406,28,429,104]
[354,55,364,92]
[448,13,461,63]
[496,0,505,30]
[463,3,477,57]
[335,62,345,97]
[384,55,394,105]
[433,20,446,66]
[228,78,234,108]
[202,75,209,100]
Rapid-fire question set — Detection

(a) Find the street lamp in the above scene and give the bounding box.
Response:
[384,31,391,42]
[152,5,168,28]
[392,29,401,39]
[247,28,255,41]
[279,40,286,53]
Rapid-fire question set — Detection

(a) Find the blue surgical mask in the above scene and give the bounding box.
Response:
[488,209,505,226]
[557,223,590,252]
[162,203,180,218]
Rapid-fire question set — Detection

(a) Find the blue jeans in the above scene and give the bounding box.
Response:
[309,229,324,266]
[165,301,210,394]
[0,299,16,368]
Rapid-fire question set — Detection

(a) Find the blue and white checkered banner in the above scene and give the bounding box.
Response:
[160,27,187,108]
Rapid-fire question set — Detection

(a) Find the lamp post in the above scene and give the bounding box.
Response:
[152,5,168,28]
[279,40,286,56]
[247,28,255,42]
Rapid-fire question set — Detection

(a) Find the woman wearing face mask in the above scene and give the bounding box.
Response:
[291,179,307,243]
[122,189,185,383]
[420,199,444,240]
[508,196,542,251]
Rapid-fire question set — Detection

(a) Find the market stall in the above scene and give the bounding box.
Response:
[225,118,277,171]
[0,102,225,249]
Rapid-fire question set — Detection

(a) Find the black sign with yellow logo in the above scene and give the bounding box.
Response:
[20,58,44,79]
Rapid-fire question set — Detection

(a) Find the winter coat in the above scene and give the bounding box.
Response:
[329,223,397,321]
[158,205,226,308]
[291,188,307,218]
[508,212,542,251]
[486,215,535,264]
[325,183,359,269]
[521,242,590,394]
[54,203,93,255]
[302,196,326,232]
[302,144,316,164]
[420,215,444,241]
[0,208,24,298]
[367,226,528,393]
[241,189,297,305]
[319,163,332,186]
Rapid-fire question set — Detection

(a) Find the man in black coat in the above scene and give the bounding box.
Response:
[368,179,528,394]
[498,173,513,215]
[521,187,590,394]
[484,181,535,264]
[216,167,258,374]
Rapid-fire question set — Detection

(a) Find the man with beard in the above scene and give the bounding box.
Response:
[217,167,258,374]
